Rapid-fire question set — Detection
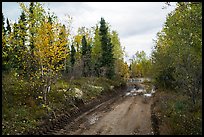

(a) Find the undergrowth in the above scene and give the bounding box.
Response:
[2,71,125,135]
[152,89,202,135]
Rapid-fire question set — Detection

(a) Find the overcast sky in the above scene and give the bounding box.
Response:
[2,2,176,64]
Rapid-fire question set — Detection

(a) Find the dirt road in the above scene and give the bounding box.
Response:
[52,82,154,135]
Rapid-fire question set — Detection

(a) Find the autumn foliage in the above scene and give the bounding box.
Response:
[2,2,129,135]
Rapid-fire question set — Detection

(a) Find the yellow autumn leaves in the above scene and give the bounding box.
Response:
[34,19,68,73]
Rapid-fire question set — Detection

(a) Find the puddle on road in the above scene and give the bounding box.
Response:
[125,88,146,96]
[125,87,156,97]
[143,93,152,97]
[133,93,137,96]
[126,92,132,96]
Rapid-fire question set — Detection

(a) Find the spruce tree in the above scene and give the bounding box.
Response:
[86,43,92,76]
[81,36,87,56]
[81,35,87,76]
[18,11,27,47]
[6,18,11,34]
[11,23,20,69]
[81,35,92,77]
[29,2,35,50]
[70,43,76,72]
[99,18,115,79]
[2,13,6,34]
[28,2,38,73]
[2,12,8,71]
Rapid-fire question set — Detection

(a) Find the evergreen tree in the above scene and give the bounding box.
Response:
[81,35,92,77]
[11,23,20,69]
[28,2,36,73]
[18,11,27,48]
[28,2,37,55]
[86,43,92,76]
[6,18,11,34]
[2,12,9,71]
[99,18,115,79]
[81,36,87,57]
[81,35,87,77]
[2,13,6,34]
[15,11,28,72]
[70,43,76,72]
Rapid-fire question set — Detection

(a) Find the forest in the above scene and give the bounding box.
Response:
[150,2,202,135]
[2,2,202,135]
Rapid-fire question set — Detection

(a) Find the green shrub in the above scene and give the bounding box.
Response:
[154,90,202,135]
[2,74,125,135]
[2,106,39,135]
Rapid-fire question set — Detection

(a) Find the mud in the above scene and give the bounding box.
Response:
[52,84,154,135]
[27,80,159,135]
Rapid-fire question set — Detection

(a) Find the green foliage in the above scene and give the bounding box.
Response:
[59,24,70,72]
[2,106,39,135]
[6,18,11,34]
[92,25,102,75]
[18,11,27,46]
[99,17,115,79]
[154,90,202,135]
[2,71,46,135]
[110,31,129,80]
[70,43,76,71]
[3,70,32,106]
[2,13,6,34]
[151,2,202,104]
[111,30,123,60]
[2,14,9,72]
[130,51,152,78]
[81,35,92,77]
[2,2,126,135]
[151,4,202,134]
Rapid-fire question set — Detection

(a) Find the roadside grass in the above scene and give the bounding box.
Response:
[2,72,125,135]
[152,88,202,135]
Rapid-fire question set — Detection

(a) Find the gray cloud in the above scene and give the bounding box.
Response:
[46,2,92,17]
[2,2,176,62]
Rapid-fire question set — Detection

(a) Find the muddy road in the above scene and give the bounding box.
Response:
[52,80,155,135]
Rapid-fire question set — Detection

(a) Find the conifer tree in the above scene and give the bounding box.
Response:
[2,13,8,71]
[2,13,6,34]
[6,18,11,34]
[18,11,27,45]
[99,18,115,79]
[81,35,92,77]
[70,43,76,72]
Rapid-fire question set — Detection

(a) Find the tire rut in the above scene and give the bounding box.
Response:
[25,86,127,135]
